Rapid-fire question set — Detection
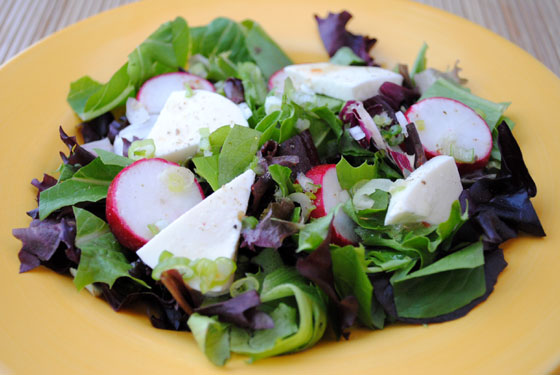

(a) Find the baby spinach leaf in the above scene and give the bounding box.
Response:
[218,125,262,187]
[39,158,124,219]
[191,18,252,64]
[193,155,220,191]
[392,242,486,318]
[68,17,190,121]
[268,164,294,197]
[72,207,147,291]
[127,17,189,85]
[241,20,293,79]
[238,62,268,111]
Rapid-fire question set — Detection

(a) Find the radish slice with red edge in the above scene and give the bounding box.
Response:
[268,68,288,93]
[405,97,492,172]
[306,164,358,246]
[137,72,215,114]
[106,158,204,250]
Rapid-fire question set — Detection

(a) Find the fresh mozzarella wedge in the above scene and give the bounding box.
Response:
[146,90,249,163]
[268,68,288,93]
[106,158,204,250]
[137,169,256,294]
[137,72,215,114]
[405,97,492,171]
[306,164,358,246]
[384,155,462,226]
[284,62,403,101]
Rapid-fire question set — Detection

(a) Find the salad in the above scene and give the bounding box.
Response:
[12,10,545,366]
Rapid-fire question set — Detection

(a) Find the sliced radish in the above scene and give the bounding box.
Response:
[405,97,492,172]
[106,158,204,250]
[306,164,358,246]
[137,72,215,114]
[268,68,288,93]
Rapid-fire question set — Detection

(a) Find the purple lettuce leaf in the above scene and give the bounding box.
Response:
[31,174,57,201]
[378,82,420,110]
[97,261,197,331]
[59,126,96,166]
[371,248,507,324]
[459,121,545,246]
[296,232,359,338]
[242,199,299,250]
[79,112,114,143]
[107,116,130,144]
[195,290,274,330]
[496,122,536,197]
[315,11,377,66]
[249,132,319,214]
[223,78,245,104]
[12,218,76,273]
[401,123,427,168]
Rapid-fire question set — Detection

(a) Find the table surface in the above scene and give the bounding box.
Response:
[0,0,559,77]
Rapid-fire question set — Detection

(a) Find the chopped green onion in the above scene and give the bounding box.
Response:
[158,166,195,193]
[128,139,155,161]
[229,276,260,297]
[184,83,194,97]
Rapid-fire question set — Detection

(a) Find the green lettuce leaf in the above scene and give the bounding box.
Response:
[329,46,366,66]
[297,210,335,252]
[39,157,125,219]
[392,242,486,318]
[331,245,385,328]
[187,314,231,366]
[230,302,298,355]
[336,157,378,190]
[354,201,468,267]
[268,164,295,197]
[72,207,147,290]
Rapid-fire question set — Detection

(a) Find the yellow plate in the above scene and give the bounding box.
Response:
[1,0,559,374]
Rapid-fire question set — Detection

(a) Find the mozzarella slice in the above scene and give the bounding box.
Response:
[384,155,462,225]
[284,62,403,102]
[137,169,256,293]
[147,90,249,163]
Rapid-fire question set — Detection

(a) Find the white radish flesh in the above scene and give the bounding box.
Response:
[306,164,358,245]
[405,97,492,171]
[106,158,204,250]
[137,72,215,114]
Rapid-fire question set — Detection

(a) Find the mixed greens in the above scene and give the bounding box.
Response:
[13,10,545,366]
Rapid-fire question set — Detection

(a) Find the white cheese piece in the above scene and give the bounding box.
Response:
[384,155,462,225]
[137,169,256,293]
[284,62,403,102]
[147,90,249,163]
